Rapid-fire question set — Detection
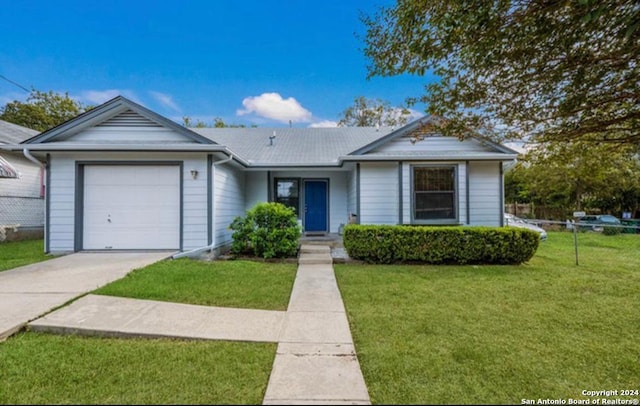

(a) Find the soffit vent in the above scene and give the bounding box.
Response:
[97,110,162,127]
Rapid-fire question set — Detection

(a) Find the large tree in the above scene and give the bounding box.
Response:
[361,0,640,145]
[0,89,89,132]
[506,141,640,216]
[337,96,412,127]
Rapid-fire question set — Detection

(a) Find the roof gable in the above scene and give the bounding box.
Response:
[23,96,214,145]
[349,117,519,158]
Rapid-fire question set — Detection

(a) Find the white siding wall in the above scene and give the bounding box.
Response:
[213,163,245,249]
[46,152,211,253]
[0,153,44,227]
[359,163,398,225]
[401,161,468,224]
[468,161,502,226]
[245,171,268,212]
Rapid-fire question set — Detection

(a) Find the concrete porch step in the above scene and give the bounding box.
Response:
[299,245,331,254]
[298,253,333,265]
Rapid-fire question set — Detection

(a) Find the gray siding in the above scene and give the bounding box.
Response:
[213,163,245,249]
[57,110,190,143]
[182,155,209,250]
[468,161,501,226]
[347,168,357,220]
[68,126,189,143]
[48,153,76,252]
[359,163,398,225]
[245,171,268,212]
[46,152,211,253]
[371,135,495,153]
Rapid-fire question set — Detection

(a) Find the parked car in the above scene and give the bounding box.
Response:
[504,213,547,241]
[577,214,621,232]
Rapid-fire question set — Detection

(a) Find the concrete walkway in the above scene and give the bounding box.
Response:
[0,251,174,340]
[22,245,370,405]
[263,244,370,405]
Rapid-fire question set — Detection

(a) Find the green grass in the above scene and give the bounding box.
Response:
[93,258,297,310]
[335,232,640,404]
[0,258,296,404]
[0,239,50,272]
[2,234,639,404]
[0,332,275,405]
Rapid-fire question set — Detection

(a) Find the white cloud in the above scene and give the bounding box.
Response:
[75,89,140,106]
[237,92,312,123]
[149,91,180,112]
[308,120,338,128]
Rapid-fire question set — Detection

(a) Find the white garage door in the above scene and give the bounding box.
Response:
[83,165,181,250]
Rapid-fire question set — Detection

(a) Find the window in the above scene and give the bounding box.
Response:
[412,165,457,223]
[274,178,299,215]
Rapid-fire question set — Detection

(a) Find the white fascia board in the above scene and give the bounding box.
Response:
[339,154,518,162]
[2,143,227,152]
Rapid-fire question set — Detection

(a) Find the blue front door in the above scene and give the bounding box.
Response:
[304,180,328,233]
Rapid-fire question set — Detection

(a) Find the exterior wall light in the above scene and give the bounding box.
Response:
[190,169,198,180]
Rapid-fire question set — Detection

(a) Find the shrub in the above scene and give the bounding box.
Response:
[343,224,540,265]
[229,202,301,259]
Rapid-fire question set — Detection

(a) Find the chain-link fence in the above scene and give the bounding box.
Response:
[0,196,44,241]
[521,218,640,234]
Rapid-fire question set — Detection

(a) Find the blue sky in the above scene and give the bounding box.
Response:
[1,0,437,128]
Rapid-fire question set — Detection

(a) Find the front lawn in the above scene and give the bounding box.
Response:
[93,258,297,310]
[2,233,638,404]
[0,258,296,404]
[0,239,50,272]
[0,332,275,405]
[335,232,640,404]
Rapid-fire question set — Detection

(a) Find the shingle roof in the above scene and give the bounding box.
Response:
[0,120,39,144]
[194,126,396,166]
[0,120,39,178]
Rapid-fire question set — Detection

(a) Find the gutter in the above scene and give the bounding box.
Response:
[172,153,235,259]
[23,148,45,168]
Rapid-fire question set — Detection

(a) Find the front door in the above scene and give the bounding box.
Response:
[304,180,328,233]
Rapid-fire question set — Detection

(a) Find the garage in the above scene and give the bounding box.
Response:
[82,164,181,250]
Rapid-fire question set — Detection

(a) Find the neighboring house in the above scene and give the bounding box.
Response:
[1,96,518,255]
[0,120,44,241]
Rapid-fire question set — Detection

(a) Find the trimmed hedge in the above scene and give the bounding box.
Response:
[343,224,540,265]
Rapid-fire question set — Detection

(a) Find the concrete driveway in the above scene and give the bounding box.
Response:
[0,251,174,340]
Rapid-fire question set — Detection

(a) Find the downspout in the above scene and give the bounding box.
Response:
[23,147,46,196]
[172,153,235,259]
[23,148,48,252]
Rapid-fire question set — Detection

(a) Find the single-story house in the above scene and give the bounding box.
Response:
[1,96,518,255]
[0,119,44,241]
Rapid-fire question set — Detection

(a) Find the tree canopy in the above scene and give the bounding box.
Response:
[337,96,412,127]
[361,0,640,145]
[505,141,640,216]
[182,116,252,128]
[0,89,90,132]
